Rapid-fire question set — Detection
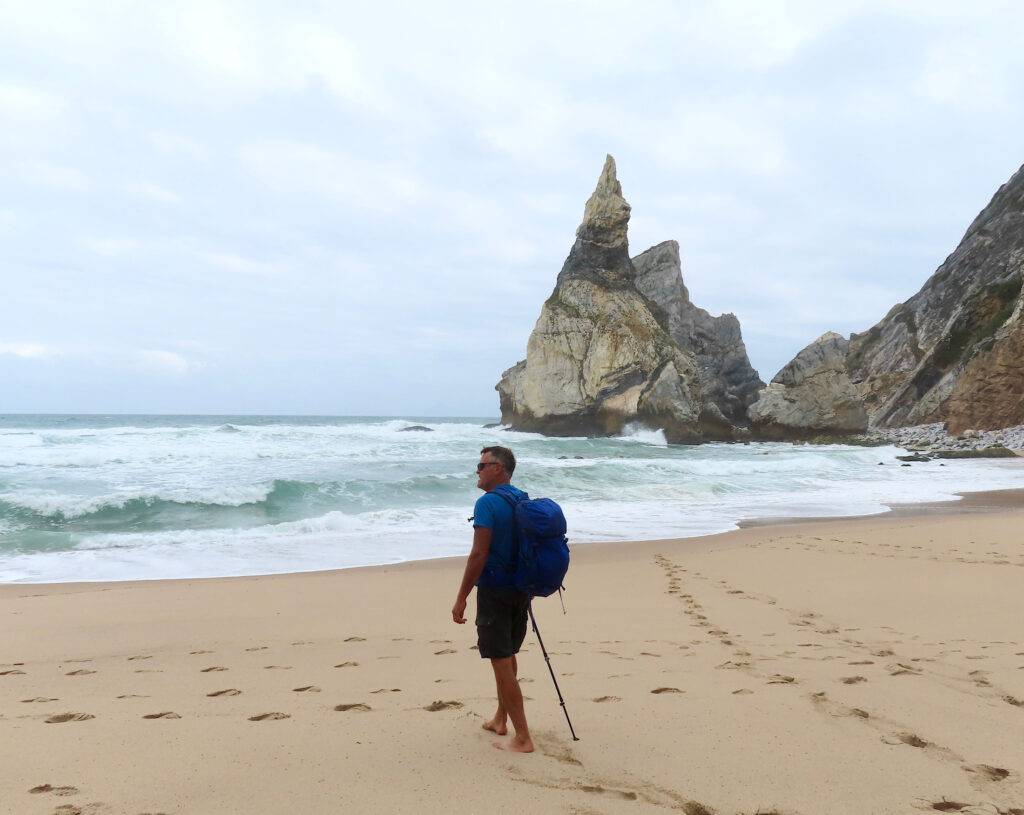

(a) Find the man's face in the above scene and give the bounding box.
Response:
[476,454,504,491]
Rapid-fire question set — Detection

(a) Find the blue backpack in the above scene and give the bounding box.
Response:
[490,485,570,598]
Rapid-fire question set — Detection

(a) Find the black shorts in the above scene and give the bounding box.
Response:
[475,585,529,659]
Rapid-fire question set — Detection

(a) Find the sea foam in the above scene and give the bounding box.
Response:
[2,415,1024,582]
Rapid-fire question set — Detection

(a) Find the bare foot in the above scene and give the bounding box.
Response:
[492,736,534,753]
[482,718,508,735]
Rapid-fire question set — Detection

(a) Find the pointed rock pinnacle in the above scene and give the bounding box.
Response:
[577,154,631,249]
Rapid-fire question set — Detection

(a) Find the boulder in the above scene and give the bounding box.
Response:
[748,332,868,438]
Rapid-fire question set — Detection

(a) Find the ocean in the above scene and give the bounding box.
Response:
[2,414,1024,584]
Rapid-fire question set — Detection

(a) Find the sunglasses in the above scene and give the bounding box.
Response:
[476,461,500,471]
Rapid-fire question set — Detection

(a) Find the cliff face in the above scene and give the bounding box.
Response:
[633,240,763,428]
[750,162,1024,436]
[497,156,758,443]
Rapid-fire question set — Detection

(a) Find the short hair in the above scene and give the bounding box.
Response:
[481,445,516,476]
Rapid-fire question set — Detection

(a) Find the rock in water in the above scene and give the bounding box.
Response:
[496,156,707,443]
[633,240,763,428]
[749,161,1024,436]
[748,332,868,438]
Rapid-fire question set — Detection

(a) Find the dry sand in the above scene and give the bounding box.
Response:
[2,496,1024,815]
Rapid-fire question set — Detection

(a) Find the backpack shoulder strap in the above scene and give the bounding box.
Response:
[487,485,528,509]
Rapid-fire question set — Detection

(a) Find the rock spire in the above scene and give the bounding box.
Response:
[496,156,761,443]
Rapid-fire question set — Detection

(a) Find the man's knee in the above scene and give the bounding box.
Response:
[490,655,514,674]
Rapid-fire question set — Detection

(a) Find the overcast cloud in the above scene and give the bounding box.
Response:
[3,0,1024,416]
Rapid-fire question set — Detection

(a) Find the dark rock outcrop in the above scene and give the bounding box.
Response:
[633,240,763,427]
[750,162,1024,436]
[496,156,759,443]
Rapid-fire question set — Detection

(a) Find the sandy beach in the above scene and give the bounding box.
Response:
[2,496,1024,815]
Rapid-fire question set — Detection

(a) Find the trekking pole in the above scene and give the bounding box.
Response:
[528,600,579,741]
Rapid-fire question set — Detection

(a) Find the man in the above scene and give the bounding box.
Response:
[451,445,534,753]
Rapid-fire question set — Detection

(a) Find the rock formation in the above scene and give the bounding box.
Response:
[747,332,868,438]
[497,156,760,443]
[749,162,1024,437]
[633,240,763,429]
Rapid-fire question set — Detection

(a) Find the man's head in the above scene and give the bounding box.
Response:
[477,445,515,491]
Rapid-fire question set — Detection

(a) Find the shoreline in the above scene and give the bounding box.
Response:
[5,486,1024,592]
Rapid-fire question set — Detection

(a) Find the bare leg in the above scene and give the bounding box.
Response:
[489,655,533,752]
[482,654,515,735]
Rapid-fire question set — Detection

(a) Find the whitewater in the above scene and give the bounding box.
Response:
[2,414,1024,583]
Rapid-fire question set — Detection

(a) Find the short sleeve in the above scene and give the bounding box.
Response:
[473,494,497,530]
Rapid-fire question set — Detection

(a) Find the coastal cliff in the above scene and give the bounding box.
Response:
[750,162,1024,437]
[497,156,760,443]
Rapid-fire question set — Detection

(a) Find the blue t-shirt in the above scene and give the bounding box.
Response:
[473,485,525,586]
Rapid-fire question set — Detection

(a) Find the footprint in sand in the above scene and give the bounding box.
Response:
[841,676,867,684]
[201,667,228,672]
[767,675,796,685]
[292,686,321,693]
[249,712,290,721]
[116,694,149,699]
[189,650,213,655]
[0,669,26,675]
[263,665,292,670]
[928,800,971,812]
[897,733,928,748]
[334,661,359,668]
[651,687,683,694]
[580,785,638,801]
[335,703,371,712]
[245,646,268,652]
[53,805,85,815]
[963,764,1010,782]
[207,689,242,697]
[344,636,366,642]
[369,688,401,694]
[22,697,59,703]
[28,784,79,796]
[127,655,152,661]
[423,701,461,711]
[142,712,181,719]
[65,670,96,676]
[434,649,457,655]
[732,689,753,695]
[45,713,95,723]
[592,696,621,703]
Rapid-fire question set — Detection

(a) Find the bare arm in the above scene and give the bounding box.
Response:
[452,526,492,624]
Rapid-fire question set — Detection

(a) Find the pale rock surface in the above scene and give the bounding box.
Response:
[497,156,707,442]
[748,332,868,438]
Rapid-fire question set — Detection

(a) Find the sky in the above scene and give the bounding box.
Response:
[3,0,1024,416]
